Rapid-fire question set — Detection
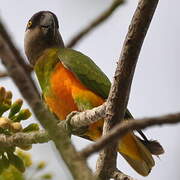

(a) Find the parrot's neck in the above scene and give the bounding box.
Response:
[34,48,60,94]
[25,30,64,66]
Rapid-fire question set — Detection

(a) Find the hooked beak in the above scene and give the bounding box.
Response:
[40,13,57,36]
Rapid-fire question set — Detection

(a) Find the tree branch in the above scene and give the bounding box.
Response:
[68,103,106,130]
[0,18,95,180]
[95,0,159,179]
[0,71,8,78]
[111,170,137,180]
[0,130,49,147]
[67,0,125,48]
[0,111,179,154]
[80,112,180,158]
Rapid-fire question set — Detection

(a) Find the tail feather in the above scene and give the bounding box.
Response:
[137,137,164,155]
[118,133,155,176]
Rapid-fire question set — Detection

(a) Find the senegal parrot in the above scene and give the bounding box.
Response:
[24,11,164,176]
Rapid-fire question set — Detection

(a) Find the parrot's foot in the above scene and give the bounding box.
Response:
[59,111,89,137]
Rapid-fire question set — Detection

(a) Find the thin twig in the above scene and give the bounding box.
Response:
[0,130,49,147]
[111,169,137,180]
[67,0,125,48]
[95,0,159,179]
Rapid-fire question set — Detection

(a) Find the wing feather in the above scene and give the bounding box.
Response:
[58,48,111,99]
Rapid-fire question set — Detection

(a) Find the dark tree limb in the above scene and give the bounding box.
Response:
[95,0,159,179]
[67,0,125,48]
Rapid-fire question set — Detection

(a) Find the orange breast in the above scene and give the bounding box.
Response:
[44,62,104,121]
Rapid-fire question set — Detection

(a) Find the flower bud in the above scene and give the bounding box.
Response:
[11,122,23,133]
[13,109,31,122]
[0,87,6,103]
[0,117,11,129]
[37,161,46,170]
[5,91,12,100]
[23,123,39,132]
[9,99,23,118]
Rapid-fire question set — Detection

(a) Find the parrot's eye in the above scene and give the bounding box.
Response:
[27,21,32,29]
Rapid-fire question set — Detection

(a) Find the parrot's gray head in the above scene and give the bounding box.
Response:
[24,11,64,66]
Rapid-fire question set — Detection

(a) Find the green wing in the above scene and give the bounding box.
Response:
[58,48,151,142]
[57,48,134,118]
[58,48,111,99]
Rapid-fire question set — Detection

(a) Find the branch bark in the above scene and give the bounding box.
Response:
[68,104,106,130]
[67,0,125,48]
[95,0,159,179]
[0,130,49,147]
[111,170,137,180]
[0,111,179,154]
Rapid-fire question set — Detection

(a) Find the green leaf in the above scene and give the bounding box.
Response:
[2,154,10,169]
[0,157,5,174]
[7,152,25,172]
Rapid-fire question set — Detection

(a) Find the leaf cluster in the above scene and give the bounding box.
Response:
[0,87,40,173]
